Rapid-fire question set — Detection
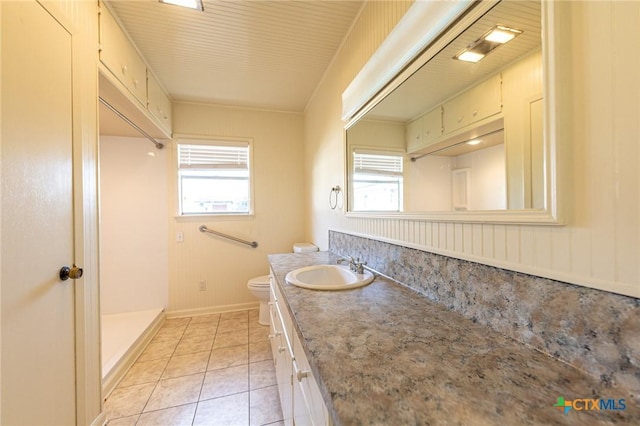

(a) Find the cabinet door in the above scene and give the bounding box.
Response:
[275,281,294,342]
[274,327,294,426]
[98,4,124,77]
[443,92,468,134]
[124,47,147,105]
[467,73,502,126]
[292,359,310,426]
[421,107,443,148]
[293,333,330,426]
[147,70,172,132]
[444,74,502,134]
[269,280,294,426]
[405,117,422,152]
[99,4,147,105]
[268,290,281,362]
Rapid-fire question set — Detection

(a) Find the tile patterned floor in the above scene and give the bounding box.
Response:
[104,309,283,426]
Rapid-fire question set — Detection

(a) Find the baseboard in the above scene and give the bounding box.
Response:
[101,310,166,398]
[166,302,260,319]
[90,411,107,426]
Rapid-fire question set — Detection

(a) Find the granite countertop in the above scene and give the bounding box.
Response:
[268,251,637,426]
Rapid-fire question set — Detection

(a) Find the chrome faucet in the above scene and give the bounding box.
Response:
[337,256,367,274]
[336,256,354,270]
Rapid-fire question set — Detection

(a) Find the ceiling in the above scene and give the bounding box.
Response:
[106,0,364,112]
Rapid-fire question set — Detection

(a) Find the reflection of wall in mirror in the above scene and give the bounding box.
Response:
[452,144,506,210]
[404,155,452,211]
[347,119,404,150]
[404,144,506,212]
[503,49,543,209]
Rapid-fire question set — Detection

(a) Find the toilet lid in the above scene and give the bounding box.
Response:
[248,275,270,287]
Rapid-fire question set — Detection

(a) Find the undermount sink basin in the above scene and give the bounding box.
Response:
[285,264,374,290]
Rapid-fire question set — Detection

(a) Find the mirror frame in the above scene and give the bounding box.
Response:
[343,1,566,225]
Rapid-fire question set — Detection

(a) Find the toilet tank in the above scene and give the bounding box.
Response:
[293,243,318,253]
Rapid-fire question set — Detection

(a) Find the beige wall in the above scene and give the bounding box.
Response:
[304,0,413,247]
[169,101,306,315]
[99,136,169,314]
[304,1,640,299]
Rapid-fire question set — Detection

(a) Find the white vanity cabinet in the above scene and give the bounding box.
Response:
[269,272,332,426]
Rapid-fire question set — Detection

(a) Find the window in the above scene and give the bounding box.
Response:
[351,149,403,212]
[177,140,251,215]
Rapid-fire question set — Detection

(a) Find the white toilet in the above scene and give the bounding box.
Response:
[247,275,272,325]
[248,243,318,325]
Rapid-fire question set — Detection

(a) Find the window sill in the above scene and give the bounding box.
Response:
[174,213,255,222]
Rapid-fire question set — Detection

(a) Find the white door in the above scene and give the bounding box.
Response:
[1,1,78,424]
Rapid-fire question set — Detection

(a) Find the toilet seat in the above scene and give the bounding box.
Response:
[248,275,270,288]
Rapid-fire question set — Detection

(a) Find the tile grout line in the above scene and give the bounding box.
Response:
[138,316,192,419]
[192,314,220,424]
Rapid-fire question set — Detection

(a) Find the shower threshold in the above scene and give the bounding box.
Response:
[101,308,164,396]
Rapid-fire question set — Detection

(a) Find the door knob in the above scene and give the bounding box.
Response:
[59,264,83,281]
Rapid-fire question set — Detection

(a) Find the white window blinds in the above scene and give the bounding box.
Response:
[178,143,249,170]
[353,151,403,176]
[176,140,252,215]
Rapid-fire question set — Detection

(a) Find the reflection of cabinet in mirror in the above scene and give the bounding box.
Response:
[406,107,443,152]
[403,49,542,212]
[405,75,502,155]
[443,74,502,136]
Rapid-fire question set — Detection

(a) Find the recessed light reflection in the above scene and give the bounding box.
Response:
[484,26,522,44]
[466,139,482,146]
[159,0,204,11]
[454,25,523,63]
[457,51,485,63]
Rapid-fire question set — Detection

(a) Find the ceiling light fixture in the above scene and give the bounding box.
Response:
[159,0,204,11]
[466,139,482,146]
[454,25,523,63]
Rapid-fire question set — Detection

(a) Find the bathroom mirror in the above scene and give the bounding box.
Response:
[345,0,561,224]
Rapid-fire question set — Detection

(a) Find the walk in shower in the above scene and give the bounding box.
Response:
[98,132,169,395]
